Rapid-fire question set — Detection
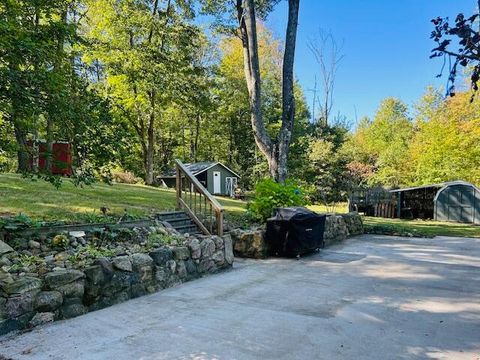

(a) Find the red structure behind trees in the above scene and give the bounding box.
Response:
[27,140,73,176]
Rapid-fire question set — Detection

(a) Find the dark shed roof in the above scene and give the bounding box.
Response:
[389,180,473,193]
[160,162,240,178]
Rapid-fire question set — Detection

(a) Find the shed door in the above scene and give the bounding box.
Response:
[446,186,474,223]
[225,177,238,197]
[213,171,221,194]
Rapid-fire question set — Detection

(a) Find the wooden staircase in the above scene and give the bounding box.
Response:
[174,159,224,236]
[155,211,201,235]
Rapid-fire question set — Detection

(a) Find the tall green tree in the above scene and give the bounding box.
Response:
[345,98,413,187]
[0,0,78,172]
[202,0,301,183]
[410,90,480,185]
[84,0,202,184]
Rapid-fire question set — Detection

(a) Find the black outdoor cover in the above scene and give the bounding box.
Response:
[266,207,326,257]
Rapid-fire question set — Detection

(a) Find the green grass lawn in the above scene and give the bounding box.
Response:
[0,173,247,223]
[363,216,480,238]
[308,203,348,214]
[1,173,478,237]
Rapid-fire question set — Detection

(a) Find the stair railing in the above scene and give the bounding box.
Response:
[175,159,224,236]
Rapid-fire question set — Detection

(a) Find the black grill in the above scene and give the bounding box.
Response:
[266,207,326,257]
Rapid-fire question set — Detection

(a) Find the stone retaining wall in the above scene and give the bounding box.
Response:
[324,212,363,246]
[231,212,363,258]
[0,235,233,335]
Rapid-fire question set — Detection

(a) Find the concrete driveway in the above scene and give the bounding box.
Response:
[1,234,479,360]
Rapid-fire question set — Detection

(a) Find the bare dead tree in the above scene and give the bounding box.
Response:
[307,29,344,126]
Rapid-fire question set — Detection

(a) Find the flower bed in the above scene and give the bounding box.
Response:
[0,223,233,335]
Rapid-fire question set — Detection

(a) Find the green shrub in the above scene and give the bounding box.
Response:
[146,233,180,248]
[248,178,306,221]
[51,234,69,249]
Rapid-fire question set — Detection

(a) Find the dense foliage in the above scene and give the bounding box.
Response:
[0,1,478,208]
[0,1,310,188]
[344,89,480,189]
[248,178,305,221]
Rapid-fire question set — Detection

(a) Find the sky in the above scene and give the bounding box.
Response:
[265,0,476,126]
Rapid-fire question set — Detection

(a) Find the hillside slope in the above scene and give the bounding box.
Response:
[0,174,246,222]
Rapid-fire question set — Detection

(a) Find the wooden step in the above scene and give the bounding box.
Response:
[156,211,201,234]
[173,223,201,234]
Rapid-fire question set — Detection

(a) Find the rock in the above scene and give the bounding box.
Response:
[231,229,267,259]
[341,212,363,236]
[0,241,14,257]
[44,269,85,288]
[184,259,197,276]
[212,236,224,250]
[69,231,86,238]
[324,215,349,246]
[84,265,105,286]
[128,254,153,284]
[223,234,234,265]
[155,226,168,236]
[172,246,189,261]
[4,277,42,295]
[61,298,86,319]
[130,283,147,298]
[35,291,63,312]
[0,256,11,267]
[176,260,187,279]
[200,238,215,258]
[0,297,7,320]
[28,240,41,249]
[0,312,34,335]
[6,291,38,318]
[155,267,168,285]
[149,248,173,266]
[55,281,85,298]
[44,255,55,264]
[187,239,201,259]
[29,312,55,327]
[197,259,215,273]
[212,251,225,265]
[54,252,69,262]
[94,258,114,276]
[112,256,132,272]
[130,253,153,270]
[0,269,14,286]
[166,260,176,274]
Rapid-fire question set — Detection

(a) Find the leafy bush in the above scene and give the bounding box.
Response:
[146,233,181,248]
[248,178,306,221]
[51,234,69,249]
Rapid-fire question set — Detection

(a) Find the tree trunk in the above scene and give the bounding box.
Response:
[236,0,300,183]
[145,91,156,185]
[194,113,200,163]
[46,9,67,173]
[237,0,273,170]
[277,0,300,183]
[13,122,29,172]
[45,117,54,173]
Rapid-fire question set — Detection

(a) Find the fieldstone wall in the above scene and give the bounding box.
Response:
[231,212,363,258]
[230,229,267,259]
[0,234,233,336]
[324,212,363,246]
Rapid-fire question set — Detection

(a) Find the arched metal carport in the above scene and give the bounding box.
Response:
[434,181,480,225]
